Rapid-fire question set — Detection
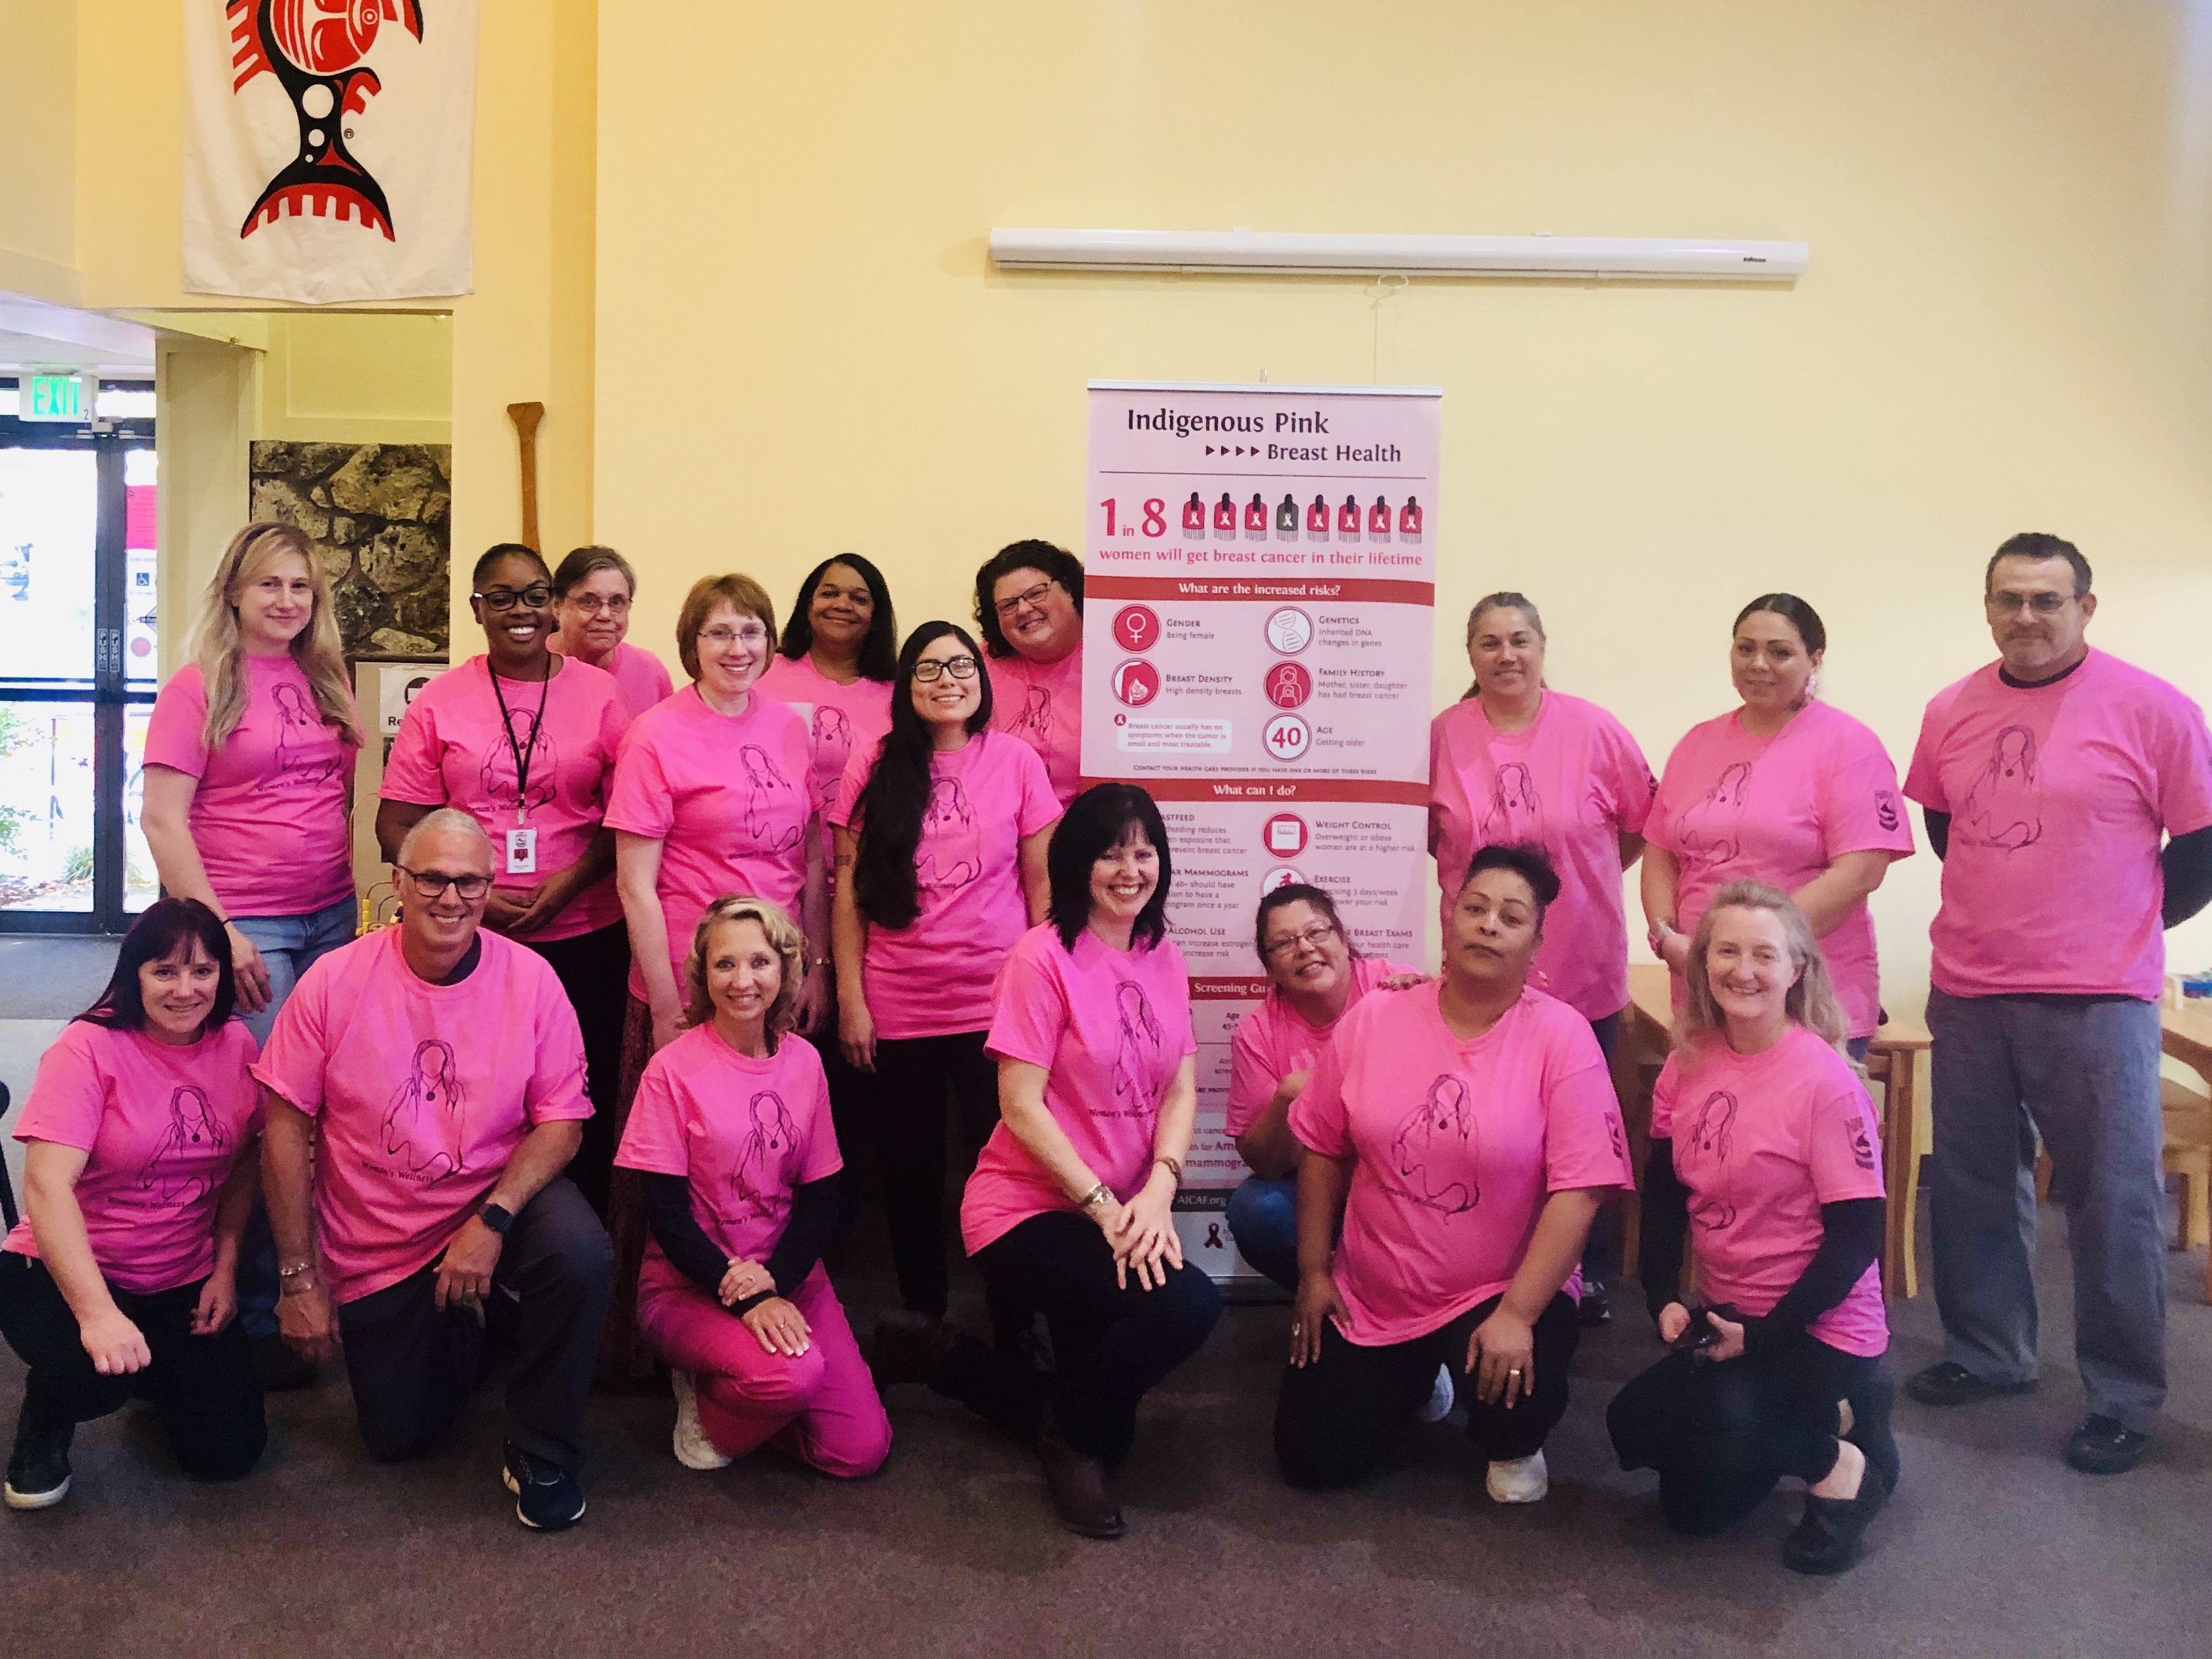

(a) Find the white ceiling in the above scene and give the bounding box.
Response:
[0,289,157,378]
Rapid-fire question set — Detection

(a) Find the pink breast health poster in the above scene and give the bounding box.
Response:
[1080,381,1441,1283]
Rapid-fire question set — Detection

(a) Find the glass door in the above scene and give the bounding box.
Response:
[0,395,157,933]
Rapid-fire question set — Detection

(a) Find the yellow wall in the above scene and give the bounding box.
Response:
[592,0,2212,1012]
[260,314,454,444]
[0,0,79,302]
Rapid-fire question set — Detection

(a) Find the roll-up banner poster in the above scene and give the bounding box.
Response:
[1080,381,1442,1285]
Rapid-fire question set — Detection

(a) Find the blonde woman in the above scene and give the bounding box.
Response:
[143,522,363,1041]
[141,521,362,1393]
[1607,881,1897,1575]
[615,895,888,1478]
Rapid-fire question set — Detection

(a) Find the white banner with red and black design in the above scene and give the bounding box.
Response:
[183,1,478,303]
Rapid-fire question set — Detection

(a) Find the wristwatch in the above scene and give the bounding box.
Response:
[479,1202,515,1237]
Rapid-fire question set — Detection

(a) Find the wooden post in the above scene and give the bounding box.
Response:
[507,401,544,552]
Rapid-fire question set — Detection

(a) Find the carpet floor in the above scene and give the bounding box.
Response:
[2,1203,2207,1659]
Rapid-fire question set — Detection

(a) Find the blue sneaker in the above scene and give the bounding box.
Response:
[502,1442,586,1531]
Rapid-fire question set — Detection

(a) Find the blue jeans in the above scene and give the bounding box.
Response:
[229,895,356,1338]
[1226,1176,1300,1291]
[1925,988,2167,1431]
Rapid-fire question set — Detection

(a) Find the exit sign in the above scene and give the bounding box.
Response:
[18,372,86,422]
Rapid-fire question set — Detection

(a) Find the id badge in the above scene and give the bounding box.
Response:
[505,827,539,875]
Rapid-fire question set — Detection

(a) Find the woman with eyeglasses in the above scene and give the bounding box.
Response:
[2,899,268,1510]
[830,622,1060,1340]
[601,573,825,1374]
[1643,595,1914,1063]
[377,544,633,1215]
[974,540,1086,808]
[1430,591,1654,1324]
[141,520,363,1391]
[548,544,673,715]
[873,785,1219,1539]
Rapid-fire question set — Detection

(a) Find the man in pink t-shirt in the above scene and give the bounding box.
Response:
[975,540,1086,806]
[1903,534,2212,1476]
[255,810,612,1531]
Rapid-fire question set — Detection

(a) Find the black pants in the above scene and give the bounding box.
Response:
[871,1029,1000,1318]
[0,1253,264,1481]
[520,920,630,1218]
[1274,1291,1579,1488]
[1607,1333,1883,1535]
[335,1178,611,1472]
[810,984,880,1209]
[931,1211,1222,1464]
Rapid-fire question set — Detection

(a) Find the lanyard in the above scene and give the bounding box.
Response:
[488,658,553,824]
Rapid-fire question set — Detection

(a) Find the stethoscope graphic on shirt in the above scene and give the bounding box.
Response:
[382,1039,469,1181]
[1389,1075,1481,1215]
[738,745,804,853]
[1960,726,2044,851]
[488,663,554,876]
[1102,981,1164,1118]
[729,1091,800,1224]
[1683,1089,1739,1230]
[135,1086,227,1207]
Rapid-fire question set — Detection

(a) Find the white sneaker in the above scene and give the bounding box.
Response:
[669,1370,732,1471]
[1486,1450,1548,1504]
[1414,1363,1456,1423]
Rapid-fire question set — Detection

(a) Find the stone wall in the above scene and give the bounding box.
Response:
[247,442,452,658]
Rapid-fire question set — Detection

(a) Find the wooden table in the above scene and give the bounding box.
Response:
[2161,995,2212,1094]
[1618,962,1933,1301]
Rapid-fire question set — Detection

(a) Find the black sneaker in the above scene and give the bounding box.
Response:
[4,1413,73,1512]
[1578,1281,1613,1328]
[501,1443,586,1532]
[1904,1361,2035,1408]
[251,1332,318,1393]
[2063,1414,2150,1475]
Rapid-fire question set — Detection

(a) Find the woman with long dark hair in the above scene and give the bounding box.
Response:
[872,785,1220,1540]
[829,621,1059,1333]
[1,899,268,1509]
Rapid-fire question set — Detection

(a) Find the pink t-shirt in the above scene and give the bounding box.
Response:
[1651,1027,1889,1357]
[143,656,357,919]
[756,652,897,863]
[601,642,674,715]
[1647,701,1914,1037]
[961,925,1197,1253]
[1289,982,1634,1346]
[5,1020,263,1295]
[1224,956,1421,1140]
[251,927,592,1304]
[603,687,814,1001]
[614,1024,842,1264]
[831,730,1062,1040]
[1430,692,1656,1021]
[380,656,633,940]
[986,645,1084,807]
[1906,651,2212,999]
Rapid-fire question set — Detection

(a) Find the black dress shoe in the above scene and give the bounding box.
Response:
[1037,1434,1124,1539]
[2063,1415,2150,1475]
[870,1311,959,1389]
[1904,1361,2035,1408]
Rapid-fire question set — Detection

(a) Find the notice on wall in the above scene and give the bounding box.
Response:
[1080,381,1441,1281]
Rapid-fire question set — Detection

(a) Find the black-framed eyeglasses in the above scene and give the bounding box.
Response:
[1985,590,2070,616]
[397,865,494,900]
[1263,921,1339,960]
[993,580,1056,618]
[912,655,980,683]
[474,586,553,612]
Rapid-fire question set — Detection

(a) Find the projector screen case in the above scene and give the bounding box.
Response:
[988,227,1808,281]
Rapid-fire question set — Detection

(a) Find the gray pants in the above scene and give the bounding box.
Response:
[1925,988,2167,1431]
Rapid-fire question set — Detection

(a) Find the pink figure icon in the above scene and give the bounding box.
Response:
[137,1086,227,1207]
[916,777,982,889]
[730,1090,800,1224]
[1961,726,2043,851]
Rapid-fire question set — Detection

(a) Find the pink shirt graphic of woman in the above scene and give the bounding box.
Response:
[1108,980,1164,1116]
[1959,726,2043,851]
[382,1039,469,1180]
[916,777,983,889]
[272,681,341,787]
[731,1090,800,1226]
[810,705,853,819]
[1479,760,1543,843]
[1012,686,1052,746]
[1683,1088,1739,1229]
[135,1085,228,1207]
[1389,1074,1480,1214]
[740,743,804,851]
[479,706,560,816]
[1675,762,1754,869]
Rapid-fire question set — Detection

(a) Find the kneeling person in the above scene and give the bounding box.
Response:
[256,809,612,1531]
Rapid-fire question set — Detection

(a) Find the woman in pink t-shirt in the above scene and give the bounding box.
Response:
[829,622,1059,1333]
[1608,881,1897,1575]
[548,544,675,716]
[378,543,634,1215]
[974,539,1085,807]
[1430,590,1655,1325]
[1643,594,1914,1058]
[1,900,267,1508]
[1275,845,1635,1506]
[617,895,890,1479]
[601,573,826,1376]
[142,521,363,1044]
[872,785,1221,1540]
